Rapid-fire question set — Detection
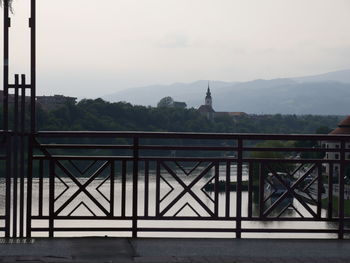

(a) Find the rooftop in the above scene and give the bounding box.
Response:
[330,115,350,134]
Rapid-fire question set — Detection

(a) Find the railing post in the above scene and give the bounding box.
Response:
[3,0,11,237]
[49,160,55,238]
[3,0,9,131]
[317,162,322,218]
[236,138,243,238]
[132,137,139,238]
[30,0,36,132]
[26,135,33,238]
[338,140,345,239]
[5,132,11,238]
[259,163,265,217]
[328,163,333,219]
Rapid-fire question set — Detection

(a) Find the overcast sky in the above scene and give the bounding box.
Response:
[1,0,350,98]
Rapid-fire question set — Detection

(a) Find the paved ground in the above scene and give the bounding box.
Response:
[1,238,350,262]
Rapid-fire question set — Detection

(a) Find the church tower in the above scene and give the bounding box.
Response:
[205,83,212,107]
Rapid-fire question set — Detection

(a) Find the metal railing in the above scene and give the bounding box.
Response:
[1,131,348,238]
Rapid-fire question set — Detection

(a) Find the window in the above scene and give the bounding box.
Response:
[335,154,339,159]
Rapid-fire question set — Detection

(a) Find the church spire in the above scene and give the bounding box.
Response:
[205,82,212,107]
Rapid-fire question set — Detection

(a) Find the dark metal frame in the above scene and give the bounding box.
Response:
[27,132,350,239]
[1,0,350,239]
[1,0,36,238]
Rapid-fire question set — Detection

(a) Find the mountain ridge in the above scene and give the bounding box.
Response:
[102,69,350,115]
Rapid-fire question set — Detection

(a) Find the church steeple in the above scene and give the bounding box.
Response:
[205,82,212,107]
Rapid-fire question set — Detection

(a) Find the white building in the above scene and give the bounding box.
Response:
[325,116,350,179]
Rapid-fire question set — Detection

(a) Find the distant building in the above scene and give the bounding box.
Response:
[37,95,77,111]
[0,92,78,111]
[324,116,350,179]
[198,86,215,120]
[173,101,187,109]
[197,83,247,120]
[157,96,187,109]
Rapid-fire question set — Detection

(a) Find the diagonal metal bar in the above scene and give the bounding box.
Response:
[175,161,202,176]
[69,160,97,175]
[270,169,318,218]
[201,175,216,203]
[290,203,305,218]
[291,163,305,177]
[174,202,201,217]
[54,161,110,216]
[263,177,279,203]
[302,176,318,192]
[263,163,317,217]
[54,175,69,202]
[159,175,174,203]
[96,175,111,204]
[67,201,96,217]
[276,203,292,218]
[163,161,216,217]
[159,162,215,217]
[34,138,53,158]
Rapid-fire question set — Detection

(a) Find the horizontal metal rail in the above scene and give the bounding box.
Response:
[2,130,350,239]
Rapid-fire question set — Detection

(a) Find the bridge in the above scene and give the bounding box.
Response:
[1,0,350,243]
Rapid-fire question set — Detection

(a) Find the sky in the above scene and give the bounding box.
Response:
[0,0,350,98]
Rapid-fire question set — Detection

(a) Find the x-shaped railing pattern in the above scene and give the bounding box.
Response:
[54,161,111,217]
[158,161,216,217]
[263,163,318,218]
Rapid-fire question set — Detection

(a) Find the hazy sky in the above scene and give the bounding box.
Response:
[1,0,350,98]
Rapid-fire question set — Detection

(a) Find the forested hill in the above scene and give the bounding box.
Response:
[35,99,342,134]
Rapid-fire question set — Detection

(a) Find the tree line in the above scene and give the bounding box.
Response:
[35,99,341,134]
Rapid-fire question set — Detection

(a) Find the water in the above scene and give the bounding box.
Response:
[0,164,338,238]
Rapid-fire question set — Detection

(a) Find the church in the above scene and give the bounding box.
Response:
[197,85,215,120]
[197,84,247,120]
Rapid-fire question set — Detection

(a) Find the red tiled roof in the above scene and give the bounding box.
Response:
[330,116,350,134]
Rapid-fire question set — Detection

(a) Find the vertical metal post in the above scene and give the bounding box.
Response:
[317,163,322,218]
[248,162,253,218]
[26,135,33,237]
[110,161,115,217]
[38,159,44,217]
[236,138,243,238]
[30,0,36,132]
[5,132,11,237]
[132,137,139,238]
[214,162,219,217]
[225,161,230,218]
[26,0,36,237]
[12,74,19,237]
[3,0,9,131]
[328,163,333,219]
[19,74,26,237]
[155,161,160,217]
[121,160,126,218]
[49,160,55,238]
[338,140,345,239]
[144,161,149,217]
[259,163,265,217]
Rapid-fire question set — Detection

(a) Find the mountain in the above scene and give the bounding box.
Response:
[293,69,350,84]
[102,70,350,115]
[102,80,236,107]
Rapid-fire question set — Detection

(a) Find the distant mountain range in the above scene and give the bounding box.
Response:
[102,69,350,115]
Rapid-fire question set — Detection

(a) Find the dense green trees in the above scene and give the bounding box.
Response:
[35,99,342,134]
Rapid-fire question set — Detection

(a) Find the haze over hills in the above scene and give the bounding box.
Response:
[102,69,350,115]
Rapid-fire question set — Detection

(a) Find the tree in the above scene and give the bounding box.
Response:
[157,97,174,108]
